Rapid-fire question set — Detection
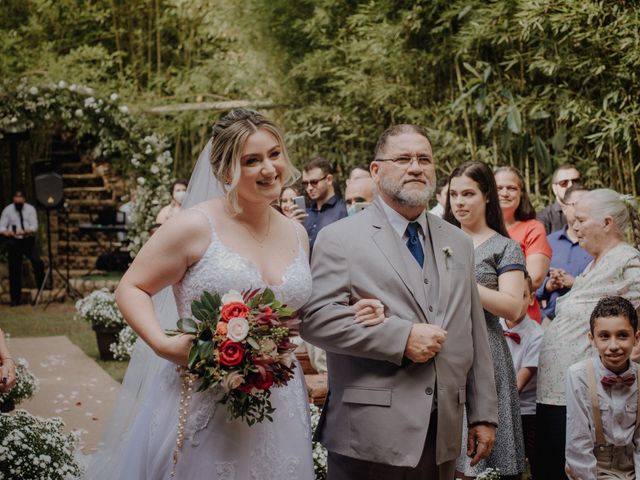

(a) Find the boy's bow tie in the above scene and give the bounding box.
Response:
[601,373,636,387]
[503,330,521,344]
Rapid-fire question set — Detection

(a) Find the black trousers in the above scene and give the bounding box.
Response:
[534,403,568,480]
[7,237,45,304]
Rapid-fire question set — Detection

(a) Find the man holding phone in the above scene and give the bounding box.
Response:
[302,157,347,250]
[0,190,45,306]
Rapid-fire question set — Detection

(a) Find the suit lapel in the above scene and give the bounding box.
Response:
[370,201,429,323]
[427,214,452,329]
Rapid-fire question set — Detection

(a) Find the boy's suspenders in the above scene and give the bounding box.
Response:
[584,358,640,449]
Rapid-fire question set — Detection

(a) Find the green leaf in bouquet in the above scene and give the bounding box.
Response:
[199,340,214,360]
[188,344,200,368]
[177,317,198,333]
[191,303,209,322]
[260,288,275,305]
[246,337,260,350]
[202,291,222,314]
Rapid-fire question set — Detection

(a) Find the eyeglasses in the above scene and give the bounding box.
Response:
[302,175,328,188]
[554,177,580,188]
[375,154,432,168]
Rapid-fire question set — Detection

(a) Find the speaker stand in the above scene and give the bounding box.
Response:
[34,209,81,308]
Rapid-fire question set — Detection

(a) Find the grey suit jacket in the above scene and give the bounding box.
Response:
[301,199,498,467]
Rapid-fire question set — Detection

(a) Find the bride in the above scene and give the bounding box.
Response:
[87,109,382,479]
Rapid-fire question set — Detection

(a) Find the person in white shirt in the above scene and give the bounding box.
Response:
[565,296,640,480]
[501,272,543,472]
[428,176,448,218]
[0,190,45,306]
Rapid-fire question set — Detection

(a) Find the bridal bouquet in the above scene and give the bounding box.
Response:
[167,288,300,425]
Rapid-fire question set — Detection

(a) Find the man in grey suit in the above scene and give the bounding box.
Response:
[301,124,498,479]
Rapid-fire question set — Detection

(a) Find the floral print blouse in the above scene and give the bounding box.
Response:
[537,242,640,405]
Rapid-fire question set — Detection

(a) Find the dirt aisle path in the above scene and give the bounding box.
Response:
[9,336,121,454]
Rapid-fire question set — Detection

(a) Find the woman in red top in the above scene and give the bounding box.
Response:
[494,166,552,322]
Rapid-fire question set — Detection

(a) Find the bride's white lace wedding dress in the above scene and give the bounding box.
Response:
[110,210,315,479]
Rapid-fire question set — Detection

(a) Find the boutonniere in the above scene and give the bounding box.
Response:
[442,246,453,269]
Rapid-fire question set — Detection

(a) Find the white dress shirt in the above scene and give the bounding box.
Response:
[0,203,38,238]
[565,356,640,479]
[429,203,444,218]
[500,316,543,415]
[379,198,427,245]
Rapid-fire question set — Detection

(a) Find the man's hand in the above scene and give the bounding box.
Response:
[403,324,446,363]
[467,423,496,466]
[545,269,562,292]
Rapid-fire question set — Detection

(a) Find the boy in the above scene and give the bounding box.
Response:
[565,296,640,479]
[500,272,543,471]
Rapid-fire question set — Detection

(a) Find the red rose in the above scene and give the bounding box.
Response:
[219,340,245,366]
[253,371,274,390]
[220,302,250,322]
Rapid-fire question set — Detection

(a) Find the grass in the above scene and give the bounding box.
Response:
[0,301,129,382]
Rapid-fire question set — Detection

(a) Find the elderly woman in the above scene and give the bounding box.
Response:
[534,189,640,479]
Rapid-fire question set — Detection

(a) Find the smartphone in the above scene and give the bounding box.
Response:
[293,196,306,210]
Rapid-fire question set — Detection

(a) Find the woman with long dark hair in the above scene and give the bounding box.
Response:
[444,161,526,479]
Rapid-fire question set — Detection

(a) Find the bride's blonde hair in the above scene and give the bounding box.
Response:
[209,109,299,214]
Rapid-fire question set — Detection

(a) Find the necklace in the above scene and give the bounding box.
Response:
[240,209,272,245]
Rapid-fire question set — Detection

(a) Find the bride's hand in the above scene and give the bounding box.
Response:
[155,334,195,366]
[352,298,385,327]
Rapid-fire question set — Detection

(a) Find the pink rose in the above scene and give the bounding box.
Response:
[222,371,245,391]
[226,317,250,342]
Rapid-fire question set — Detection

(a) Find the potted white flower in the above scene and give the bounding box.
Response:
[75,288,125,360]
[309,403,327,480]
[0,410,84,479]
[109,325,138,361]
[0,358,39,413]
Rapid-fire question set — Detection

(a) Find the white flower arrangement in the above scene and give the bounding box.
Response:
[74,288,125,329]
[309,403,327,480]
[109,325,138,361]
[0,358,39,411]
[477,467,500,479]
[0,410,84,480]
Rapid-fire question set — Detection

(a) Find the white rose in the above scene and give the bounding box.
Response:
[221,290,244,305]
[221,371,245,391]
[226,317,249,342]
[29,87,38,95]
[118,105,129,114]
[137,177,146,185]
[110,93,119,101]
[74,109,84,118]
[150,165,159,174]
[58,80,67,88]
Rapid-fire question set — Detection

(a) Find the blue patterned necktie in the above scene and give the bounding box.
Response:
[405,222,424,268]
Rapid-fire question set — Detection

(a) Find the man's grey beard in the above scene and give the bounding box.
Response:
[377,175,435,208]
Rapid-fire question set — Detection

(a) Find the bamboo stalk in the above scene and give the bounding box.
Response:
[155,0,161,77]
[109,0,125,78]
[454,60,477,160]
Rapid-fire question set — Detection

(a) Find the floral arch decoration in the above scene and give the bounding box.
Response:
[0,79,174,255]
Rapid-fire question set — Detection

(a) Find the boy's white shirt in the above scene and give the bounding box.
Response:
[565,356,640,479]
[500,315,543,415]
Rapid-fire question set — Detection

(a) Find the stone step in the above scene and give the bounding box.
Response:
[62,175,104,188]
[66,199,117,210]
[64,187,113,202]
[60,162,93,175]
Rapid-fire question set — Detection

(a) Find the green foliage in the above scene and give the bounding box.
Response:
[1,0,638,202]
[255,0,640,201]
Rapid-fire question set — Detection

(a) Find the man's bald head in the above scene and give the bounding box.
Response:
[345,177,376,207]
